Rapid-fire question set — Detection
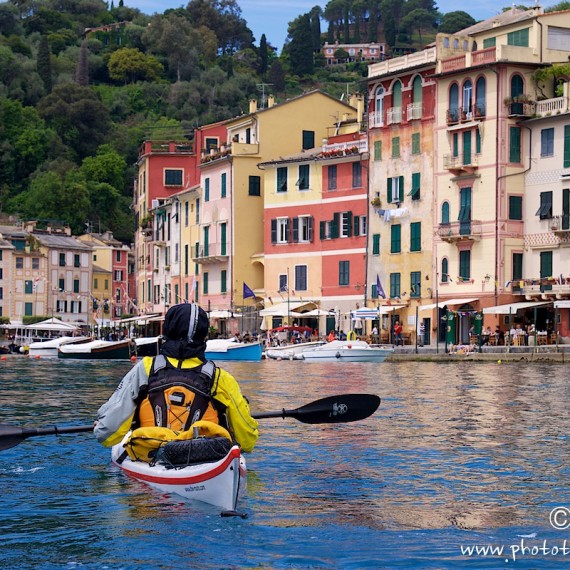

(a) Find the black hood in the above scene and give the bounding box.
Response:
[160,303,209,361]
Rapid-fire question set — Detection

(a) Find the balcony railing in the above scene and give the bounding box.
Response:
[369,111,384,128]
[437,220,482,242]
[322,139,368,155]
[407,102,422,120]
[386,107,402,125]
[443,153,480,172]
[523,283,570,300]
[549,214,570,232]
[192,243,229,263]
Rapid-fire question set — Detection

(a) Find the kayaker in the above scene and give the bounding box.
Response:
[94,303,259,452]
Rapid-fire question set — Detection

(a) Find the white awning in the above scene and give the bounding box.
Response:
[209,310,241,319]
[379,304,407,314]
[554,300,570,309]
[259,301,317,317]
[483,301,551,315]
[351,307,379,319]
[419,298,479,312]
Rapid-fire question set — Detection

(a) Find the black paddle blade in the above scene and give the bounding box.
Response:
[253,394,381,423]
[290,393,380,424]
[0,425,26,451]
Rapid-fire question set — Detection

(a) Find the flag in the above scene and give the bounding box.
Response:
[376,274,386,299]
[190,275,196,298]
[243,282,256,299]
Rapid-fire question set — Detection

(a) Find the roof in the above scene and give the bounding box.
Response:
[35,233,93,251]
[459,7,540,36]
[258,147,322,167]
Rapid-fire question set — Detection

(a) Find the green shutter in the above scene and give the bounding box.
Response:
[410,222,421,251]
[408,172,420,199]
[391,224,401,253]
[564,125,570,168]
[372,234,380,255]
[411,133,420,155]
[509,127,521,163]
[463,131,471,165]
[398,176,404,202]
[387,177,392,203]
[392,137,400,158]
[453,133,458,157]
[374,140,382,161]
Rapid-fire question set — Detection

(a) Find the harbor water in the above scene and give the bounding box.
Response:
[1,357,569,569]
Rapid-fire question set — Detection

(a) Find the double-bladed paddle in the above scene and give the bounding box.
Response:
[0,393,381,451]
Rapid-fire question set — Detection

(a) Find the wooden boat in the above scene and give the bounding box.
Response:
[28,336,92,358]
[205,339,263,361]
[111,434,246,513]
[133,336,161,357]
[265,341,326,360]
[301,340,394,362]
[57,339,133,360]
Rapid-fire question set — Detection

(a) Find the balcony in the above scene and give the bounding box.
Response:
[322,139,368,157]
[523,282,570,300]
[505,97,535,118]
[369,111,384,128]
[407,102,422,121]
[549,214,570,235]
[443,152,480,174]
[446,106,485,126]
[192,243,229,264]
[437,220,482,243]
[386,107,402,125]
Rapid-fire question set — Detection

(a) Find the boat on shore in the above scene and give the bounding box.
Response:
[111,435,246,512]
[58,339,133,360]
[301,340,394,362]
[265,341,326,360]
[28,336,92,358]
[133,336,162,357]
[205,338,263,361]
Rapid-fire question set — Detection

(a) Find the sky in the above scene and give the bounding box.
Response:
[130,1,560,52]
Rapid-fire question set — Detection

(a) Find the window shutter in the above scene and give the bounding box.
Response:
[271,219,277,244]
[387,177,392,203]
[308,217,314,241]
[285,219,290,242]
[374,140,382,161]
[353,215,360,236]
[564,125,570,168]
[320,221,325,240]
[398,176,404,202]
[347,211,353,237]
[332,213,339,239]
[292,217,299,242]
[373,234,380,255]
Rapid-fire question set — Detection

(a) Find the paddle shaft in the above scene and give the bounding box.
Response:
[0,394,380,450]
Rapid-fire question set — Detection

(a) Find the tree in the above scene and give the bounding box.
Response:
[286,14,314,76]
[400,8,436,46]
[259,33,268,76]
[36,83,112,161]
[107,47,164,84]
[75,40,90,86]
[380,0,402,47]
[438,11,476,34]
[268,59,286,92]
[309,6,322,51]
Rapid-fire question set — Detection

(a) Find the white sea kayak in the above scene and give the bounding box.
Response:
[111,435,247,513]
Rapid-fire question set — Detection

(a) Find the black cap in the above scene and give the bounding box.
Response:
[163,303,209,343]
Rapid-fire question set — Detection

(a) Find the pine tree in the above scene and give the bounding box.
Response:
[288,14,314,76]
[259,34,268,76]
[37,35,52,93]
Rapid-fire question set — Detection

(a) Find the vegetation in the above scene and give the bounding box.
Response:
[1,0,568,244]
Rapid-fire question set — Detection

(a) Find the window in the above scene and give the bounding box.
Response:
[541,128,554,157]
[412,75,422,108]
[340,212,353,238]
[278,274,288,292]
[411,133,420,155]
[295,265,307,291]
[25,302,33,316]
[462,80,473,114]
[293,216,313,243]
[374,140,382,161]
[513,253,523,281]
[297,165,309,190]
[441,202,450,224]
[320,220,335,240]
[392,136,400,158]
[328,165,337,190]
[184,244,189,275]
[16,257,23,269]
[509,196,523,220]
[459,250,471,280]
[463,130,472,165]
[339,261,350,286]
[565,125,570,168]
[548,26,570,50]
[203,272,208,294]
[271,218,290,244]
[196,199,200,223]
[410,222,421,252]
[540,250,553,279]
[391,224,401,253]
[221,173,227,198]
[355,215,367,236]
[441,258,449,282]
[204,137,218,151]
[459,187,472,234]
[410,271,421,298]
[483,37,496,48]
[74,254,80,268]
[475,77,486,116]
[389,273,401,298]
[372,234,380,255]
[374,86,384,126]
[409,173,420,200]
[115,250,121,263]
[204,177,210,201]
[185,202,189,227]
[507,28,529,47]
[388,176,404,203]
[510,74,524,101]
[392,81,402,111]
[25,280,33,294]
[248,176,261,196]
[449,83,459,122]
[277,167,287,192]
[59,253,66,267]
[352,162,362,187]
[220,223,227,256]
[302,131,315,150]
[221,270,227,294]
[59,277,65,291]
[73,279,79,293]
[164,169,183,186]
[536,191,553,219]
[114,270,124,281]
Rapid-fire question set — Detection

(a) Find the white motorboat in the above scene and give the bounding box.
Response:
[265,341,326,360]
[301,340,394,362]
[27,336,92,358]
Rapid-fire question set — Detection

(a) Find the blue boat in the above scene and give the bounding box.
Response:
[205,339,263,361]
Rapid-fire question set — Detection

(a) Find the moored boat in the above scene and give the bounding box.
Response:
[205,339,263,361]
[301,339,394,362]
[265,341,326,360]
[133,335,162,357]
[58,339,133,360]
[28,336,92,358]
[111,437,246,512]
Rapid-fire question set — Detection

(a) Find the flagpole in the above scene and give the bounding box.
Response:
[287,267,290,329]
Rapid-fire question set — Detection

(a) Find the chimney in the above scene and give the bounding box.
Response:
[25,221,37,232]
[267,95,275,108]
[249,99,258,113]
[64,226,71,236]
[355,93,364,124]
